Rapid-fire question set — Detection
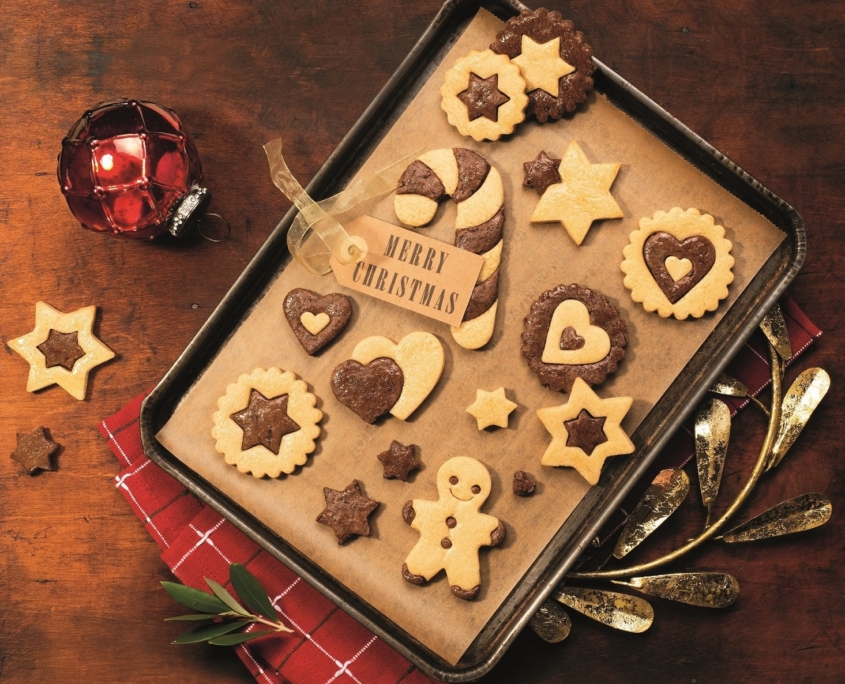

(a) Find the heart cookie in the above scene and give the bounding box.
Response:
[332,332,445,422]
[283,288,352,355]
[621,208,734,320]
[541,299,611,365]
[522,284,627,392]
[330,358,404,424]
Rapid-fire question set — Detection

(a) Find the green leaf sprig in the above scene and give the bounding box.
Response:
[162,562,293,645]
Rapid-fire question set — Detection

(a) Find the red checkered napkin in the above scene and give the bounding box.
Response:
[100,297,820,684]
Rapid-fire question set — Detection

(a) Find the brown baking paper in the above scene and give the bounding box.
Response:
[157,9,785,665]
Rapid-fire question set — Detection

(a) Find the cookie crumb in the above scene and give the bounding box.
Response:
[512,470,536,496]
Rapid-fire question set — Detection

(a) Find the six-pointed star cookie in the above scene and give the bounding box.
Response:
[8,302,115,400]
[11,427,59,474]
[537,377,634,485]
[512,35,575,97]
[523,151,562,195]
[316,480,380,544]
[530,141,623,245]
[377,440,421,481]
[458,73,511,121]
[467,387,518,430]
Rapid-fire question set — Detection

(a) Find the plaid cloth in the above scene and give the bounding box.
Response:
[99,296,820,684]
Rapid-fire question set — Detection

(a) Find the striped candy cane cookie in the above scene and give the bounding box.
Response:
[394,148,504,350]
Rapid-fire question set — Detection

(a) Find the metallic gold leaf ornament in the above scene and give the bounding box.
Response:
[767,368,830,470]
[759,304,792,361]
[721,493,832,543]
[554,587,653,633]
[613,469,689,559]
[529,599,571,643]
[611,572,739,608]
[710,372,769,415]
[695,398,731,526]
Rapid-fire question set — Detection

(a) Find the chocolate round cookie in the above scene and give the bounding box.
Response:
[521,284,627,392]
[490,8,595,122]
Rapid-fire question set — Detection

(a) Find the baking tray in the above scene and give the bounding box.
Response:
[140,0,805,679]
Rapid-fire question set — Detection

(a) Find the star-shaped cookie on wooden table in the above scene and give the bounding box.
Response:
[466,387,518,430]
[537,377,634,485]
[316,480,380,544]
[530,141,623,245]
[377,440,420,481]
[11,427,59,475]
[8,302,115,400]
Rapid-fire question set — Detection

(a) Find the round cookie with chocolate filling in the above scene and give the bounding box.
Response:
[490,8,596,122]
[521,284,627,392]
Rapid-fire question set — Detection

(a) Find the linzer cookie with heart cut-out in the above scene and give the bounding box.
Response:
[621,207,734,320]
[283,288,352,355]
[331,332,445,423]
[521,284,627,392]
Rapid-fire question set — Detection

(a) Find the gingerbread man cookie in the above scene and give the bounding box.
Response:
[402,456,505,600]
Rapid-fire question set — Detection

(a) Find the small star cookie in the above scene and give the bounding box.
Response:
[466,387,518,430]
[316,480,380,544]
[537,377,634,485]
[11,427,59,474]
[212,368,322,478]
[530,141,623,245]
[377,440,421,481]
[9,302,115,400]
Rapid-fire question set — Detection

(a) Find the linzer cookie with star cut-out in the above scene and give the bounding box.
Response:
[491,8,596,122]
[331,332,445,423]
[521,284,627,392]
[283,288,352,355]
[440,48,528,141]
[621,207,734,320]
[212,368,322,478]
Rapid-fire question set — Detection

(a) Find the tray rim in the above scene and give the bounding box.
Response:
[140,0,806,679]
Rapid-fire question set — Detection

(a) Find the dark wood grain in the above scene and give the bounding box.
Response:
[1,1,843,682]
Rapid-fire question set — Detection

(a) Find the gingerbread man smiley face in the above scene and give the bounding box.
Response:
[403,456,505,600]
[439,456,491,504]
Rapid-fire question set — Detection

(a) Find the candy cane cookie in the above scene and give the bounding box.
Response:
[394,148,504,350]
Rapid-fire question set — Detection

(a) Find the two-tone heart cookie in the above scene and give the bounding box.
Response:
[331,332,445,423]
[521,284,627,392]
[283,288,353,355]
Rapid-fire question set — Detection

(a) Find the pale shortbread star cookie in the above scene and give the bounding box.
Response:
[537,377,634,486]
[350,332,444,420]
[621,207,734,320]
[402,456,505,599]
[212,368,322,478]
[512,35,574,97]
[466,387,518,430]
[441,49,528,141]
[9,301,115,401]
[530,141,623,245]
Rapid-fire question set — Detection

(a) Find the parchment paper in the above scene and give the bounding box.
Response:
[157,9,785,665]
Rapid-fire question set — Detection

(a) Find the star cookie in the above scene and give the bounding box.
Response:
[316,480,380,544]
[491,8,596,121]
[212,368,322,478]
[523,151,562,196]
[530,141,623,245]
[621,207,735,319]
[441,48,528,141]
[11,427,59,475]
[377,440,421,481]
[8,302,115,400]
[466,387,518,430]
[537,377,635,485]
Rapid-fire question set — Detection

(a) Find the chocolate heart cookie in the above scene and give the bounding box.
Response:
[331,358,404,424]
[643,232,716,304]
[283,288,352,355]
[521,284,627,392]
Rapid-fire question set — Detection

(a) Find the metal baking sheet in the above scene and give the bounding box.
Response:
[140,0,804,679]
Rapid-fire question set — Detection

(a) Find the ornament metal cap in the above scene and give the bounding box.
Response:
[168,186,212,238]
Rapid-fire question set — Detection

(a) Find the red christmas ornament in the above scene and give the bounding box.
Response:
[57,99,209,239]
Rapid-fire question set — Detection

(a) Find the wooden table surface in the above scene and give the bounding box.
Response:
[2,1,843,681]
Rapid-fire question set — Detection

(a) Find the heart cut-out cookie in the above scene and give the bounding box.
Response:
[542,299,611,365]
[621,208,733,319]
[333,332,445,422]
[284,288,352,355]
[522,284,627,392]
[330,358,404,424]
